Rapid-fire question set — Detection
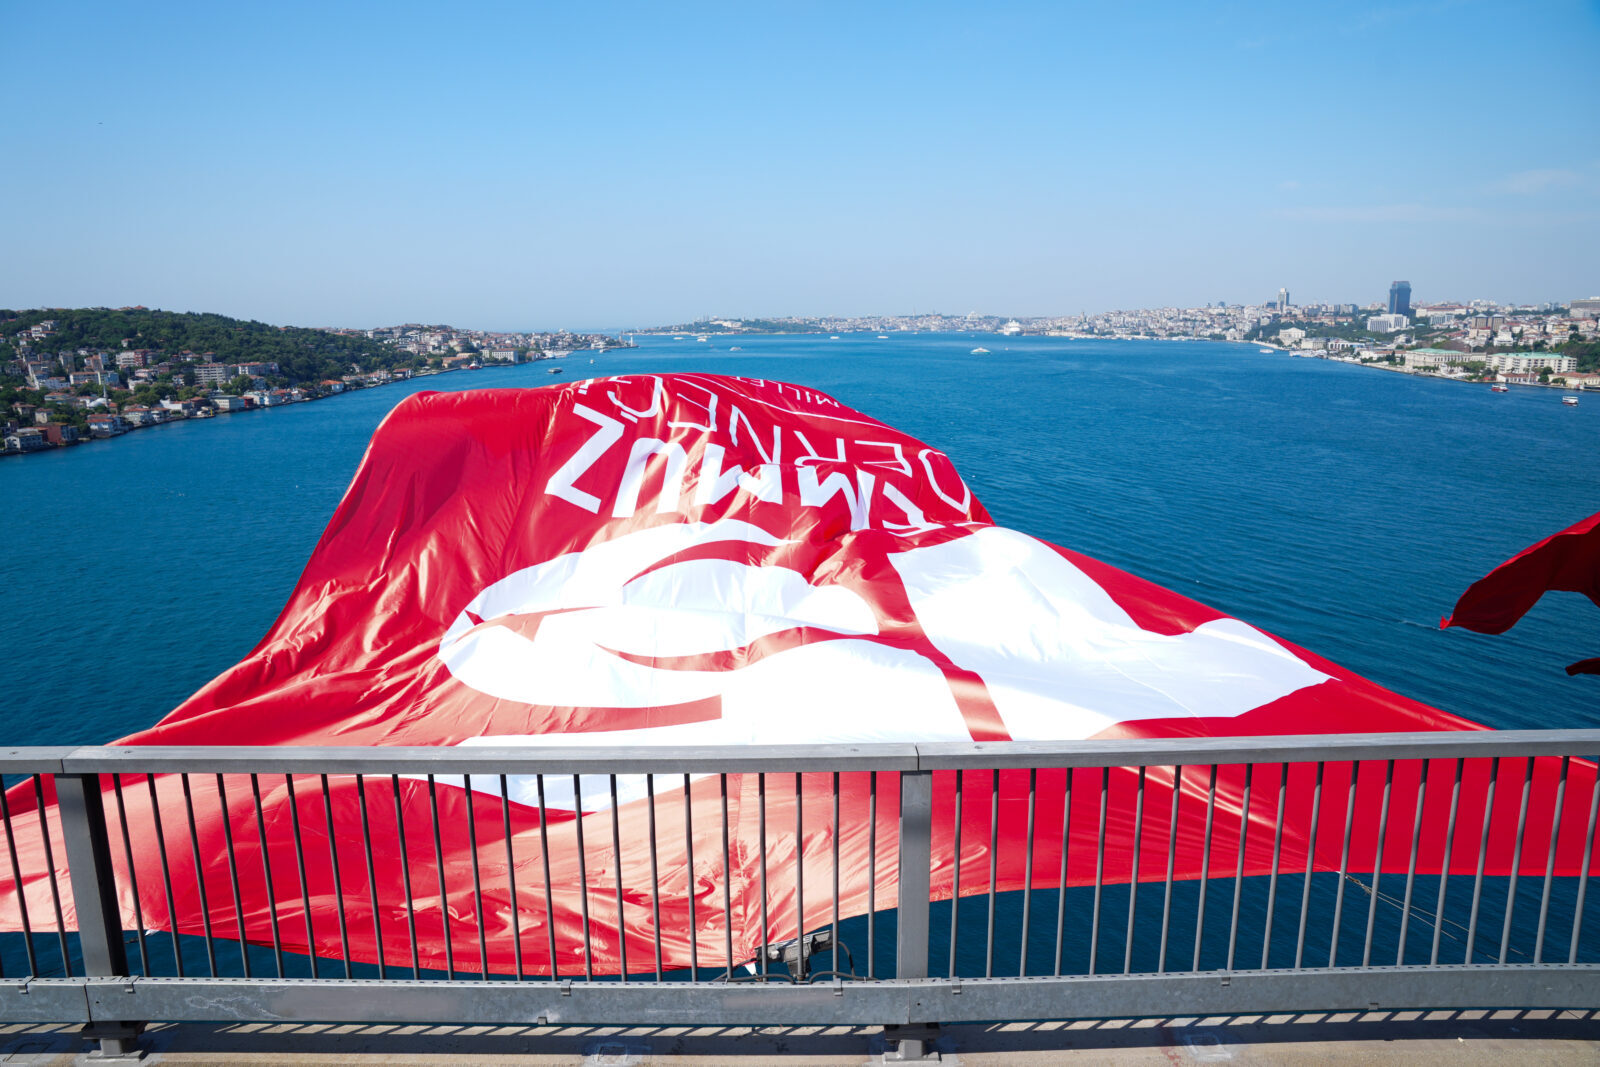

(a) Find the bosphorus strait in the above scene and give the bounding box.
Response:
[2,333,1594,744]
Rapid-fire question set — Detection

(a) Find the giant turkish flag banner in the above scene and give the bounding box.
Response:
[0,375,1592,975]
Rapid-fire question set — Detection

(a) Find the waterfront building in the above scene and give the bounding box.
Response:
[1403,349,1467,371]
[1389,281,1411,317]
[1484,352,1578,374]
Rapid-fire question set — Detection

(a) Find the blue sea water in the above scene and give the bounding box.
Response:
[1,333,1594,743]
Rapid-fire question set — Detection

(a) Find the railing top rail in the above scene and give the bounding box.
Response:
[0,747,73,773]
[37,730,1600,775]
[58,743,924,775]
[914,729,1600,768]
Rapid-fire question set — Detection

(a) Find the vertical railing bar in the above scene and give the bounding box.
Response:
[1293,762,1325,970]
[1360,760,1395,968]
[348,771,376,979]
[111,776,150,976]
[463,775,488,981]
[949,768,962,979]
[869,770,879,980]
[1053,766,1073,977]
[573,775,593,982]
[1020,767,1037,976]
[1465,757,1499,965]
[756,772,769,980]
[283,775,316,978]
[1226,762,1254,972]
[54,773,129,986]
[1328,760,1358,968]
[794,771,805,981]
[983,767,997,979]
[422,771,454,979]
[1261,763,1287,970]
[32,775,71,978]
[535,774,558,982]
[1569,759,1600,964]
[684,773,699,980]
[1396,759,1430,965]
[1497,757,1534,966]
[247,774,284,979]
[426,775,455,981]
[386,774,419,980]
[831,771,841,979]
[531,771,556,979]
[895,771,933,985]
[1430,758,1464,966]
[1089,765,1108,976]
[500,774,524,982]
[0,780,40,977]
[1534,757,1570,965]
[1158,765,1181,975]
[648,775,664,982]
[352,771,379,979]
[1123,766,1146,975]
[146,776,183,977]
[213,774,251,977]
[1193,764,1218,973]
[719,773,733,980]
[177,774,216,978]
[609,774,628,983]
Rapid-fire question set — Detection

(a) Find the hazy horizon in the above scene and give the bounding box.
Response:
[4,1,1597,331]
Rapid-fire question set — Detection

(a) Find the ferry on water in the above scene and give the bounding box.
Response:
[1563,395,1579,405]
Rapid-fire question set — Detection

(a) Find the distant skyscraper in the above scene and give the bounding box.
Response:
[1389,281,1412,317]
[1277,288,1289,312]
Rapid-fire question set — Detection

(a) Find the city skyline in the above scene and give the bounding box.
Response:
[2,1,1597,331]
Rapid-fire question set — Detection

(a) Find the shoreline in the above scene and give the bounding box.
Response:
[0,356,579,459]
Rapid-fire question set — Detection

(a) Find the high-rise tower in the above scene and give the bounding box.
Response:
[1389,281,1412,317]
[1277,288,1289,312]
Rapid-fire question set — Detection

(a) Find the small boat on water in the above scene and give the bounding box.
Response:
[877,335,889,339]
[970,347,991,355]
[1490,384,1508,392]
[548,367,564,374]
[829,335,841,340]
[1563,395,1579,405]
[729,346,742,351]
[1258,348,1274,354]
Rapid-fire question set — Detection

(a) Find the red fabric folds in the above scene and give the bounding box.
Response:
[1442,509,1600,634]
[1,375,1590,975]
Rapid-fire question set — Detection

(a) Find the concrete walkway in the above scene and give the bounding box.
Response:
[2,1010,1597,1065]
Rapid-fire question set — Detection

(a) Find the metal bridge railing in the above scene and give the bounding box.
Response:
[0,730,1596,1060]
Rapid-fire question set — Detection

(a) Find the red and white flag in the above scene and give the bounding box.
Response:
[0,375,1592,974]
[1443,508,1600,674]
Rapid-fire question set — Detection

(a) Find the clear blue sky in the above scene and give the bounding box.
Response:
[3,1,1597,329]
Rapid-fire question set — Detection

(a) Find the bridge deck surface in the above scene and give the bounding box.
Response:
[3,1010,1599,1064]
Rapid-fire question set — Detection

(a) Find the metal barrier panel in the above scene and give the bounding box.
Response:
[0,732,1595,1051]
